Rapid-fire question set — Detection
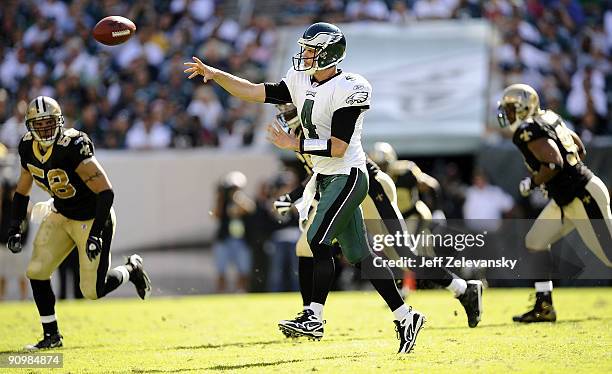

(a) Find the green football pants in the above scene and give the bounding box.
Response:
[307,168,370,264]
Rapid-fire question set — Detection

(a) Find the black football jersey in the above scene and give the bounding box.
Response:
[19,128,98,220]
[390,160,420,215]
[512,110,592,206]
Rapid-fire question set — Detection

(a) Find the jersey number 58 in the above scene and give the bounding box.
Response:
[27,164,76,199]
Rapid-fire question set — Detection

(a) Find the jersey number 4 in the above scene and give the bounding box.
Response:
[301,99,319,139]
[27,164,76,199]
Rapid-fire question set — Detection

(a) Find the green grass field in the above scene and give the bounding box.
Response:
[0,288,611,373]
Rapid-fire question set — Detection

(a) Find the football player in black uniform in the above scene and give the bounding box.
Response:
[369,142,446,251]
[6,96,152,349]
[273,104,483,332]
[498,84,612,322]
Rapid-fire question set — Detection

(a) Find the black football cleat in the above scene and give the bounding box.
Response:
[394,308,426,354]
[279,310,306,338]
[457,280,483,328]
[513,292,556,323]
[278,309,324,340]
[24,333,63,351]
[126,254,151,300]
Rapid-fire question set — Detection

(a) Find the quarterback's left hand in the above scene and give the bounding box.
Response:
[86,236,103,262]
[266,121,298,151]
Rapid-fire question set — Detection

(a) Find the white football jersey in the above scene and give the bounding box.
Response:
[282,68,371,176]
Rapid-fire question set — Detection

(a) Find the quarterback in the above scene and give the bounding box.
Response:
[7,96,151,350]
[498,84,611,322]
[273,104,483,330]
[185,22,425,353]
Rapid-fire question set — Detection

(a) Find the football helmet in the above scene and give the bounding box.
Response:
[369,142,397,173]
[497,84,541,132]
[25,96,64,147]
[293,22,346,75]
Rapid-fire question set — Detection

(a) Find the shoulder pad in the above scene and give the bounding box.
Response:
[390,160,414,175]
[533,110,560,127]
[338,73,370,91]
[21,131,34,142]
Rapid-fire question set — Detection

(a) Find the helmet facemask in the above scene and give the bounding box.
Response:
[27,116,63,147]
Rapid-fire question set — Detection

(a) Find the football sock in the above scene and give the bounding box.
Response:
[30,279,59,334]
[309,243,335,305]
[99,267,130,297]
[534,280,553,293]
[298,256,314,308]
[309,302,324,319]
[392,304,411,321]
[447,278,468,297]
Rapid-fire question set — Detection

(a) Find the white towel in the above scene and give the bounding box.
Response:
[294,173,318,232]
[30,198,54,224]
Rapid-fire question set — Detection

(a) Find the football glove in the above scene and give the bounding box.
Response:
[273,194,293,216]
[519,177,533,197]
[7,227,22,254]
[86,236,103,261]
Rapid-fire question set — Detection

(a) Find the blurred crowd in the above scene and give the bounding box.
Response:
[0,0,275,150]
[0,0,608,151]
[490,0,612,140]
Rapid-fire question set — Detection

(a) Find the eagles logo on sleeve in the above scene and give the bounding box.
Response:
[345,91,369,105]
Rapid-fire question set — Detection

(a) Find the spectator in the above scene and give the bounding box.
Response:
[345,0,390,21]
[125,111,172,150]
[212,171,255,293]
[413,0,459,20]
[0,101,28,150]
[389,1,415,24]
[187,86,223,132]
[463,170,514,232]
[266,172,300,292]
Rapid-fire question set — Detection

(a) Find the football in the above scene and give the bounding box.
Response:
[92,16,136,46]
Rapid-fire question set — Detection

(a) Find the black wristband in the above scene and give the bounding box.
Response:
[300,139,332,157]
[89,189,114,237]
[10,192,29,231]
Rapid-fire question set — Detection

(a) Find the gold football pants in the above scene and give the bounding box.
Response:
[26,208,116,299]
[525,176,612,267]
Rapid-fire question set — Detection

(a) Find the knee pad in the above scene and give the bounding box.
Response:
[26,260,51,280]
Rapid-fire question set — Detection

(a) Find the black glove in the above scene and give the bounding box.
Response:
[273,194,293,216]
[86,235,103,261]
[7,227,23,254]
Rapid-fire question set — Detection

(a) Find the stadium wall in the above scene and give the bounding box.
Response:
[28,150,280,252]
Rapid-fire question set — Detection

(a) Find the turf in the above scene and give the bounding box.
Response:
[0,288,610,373]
